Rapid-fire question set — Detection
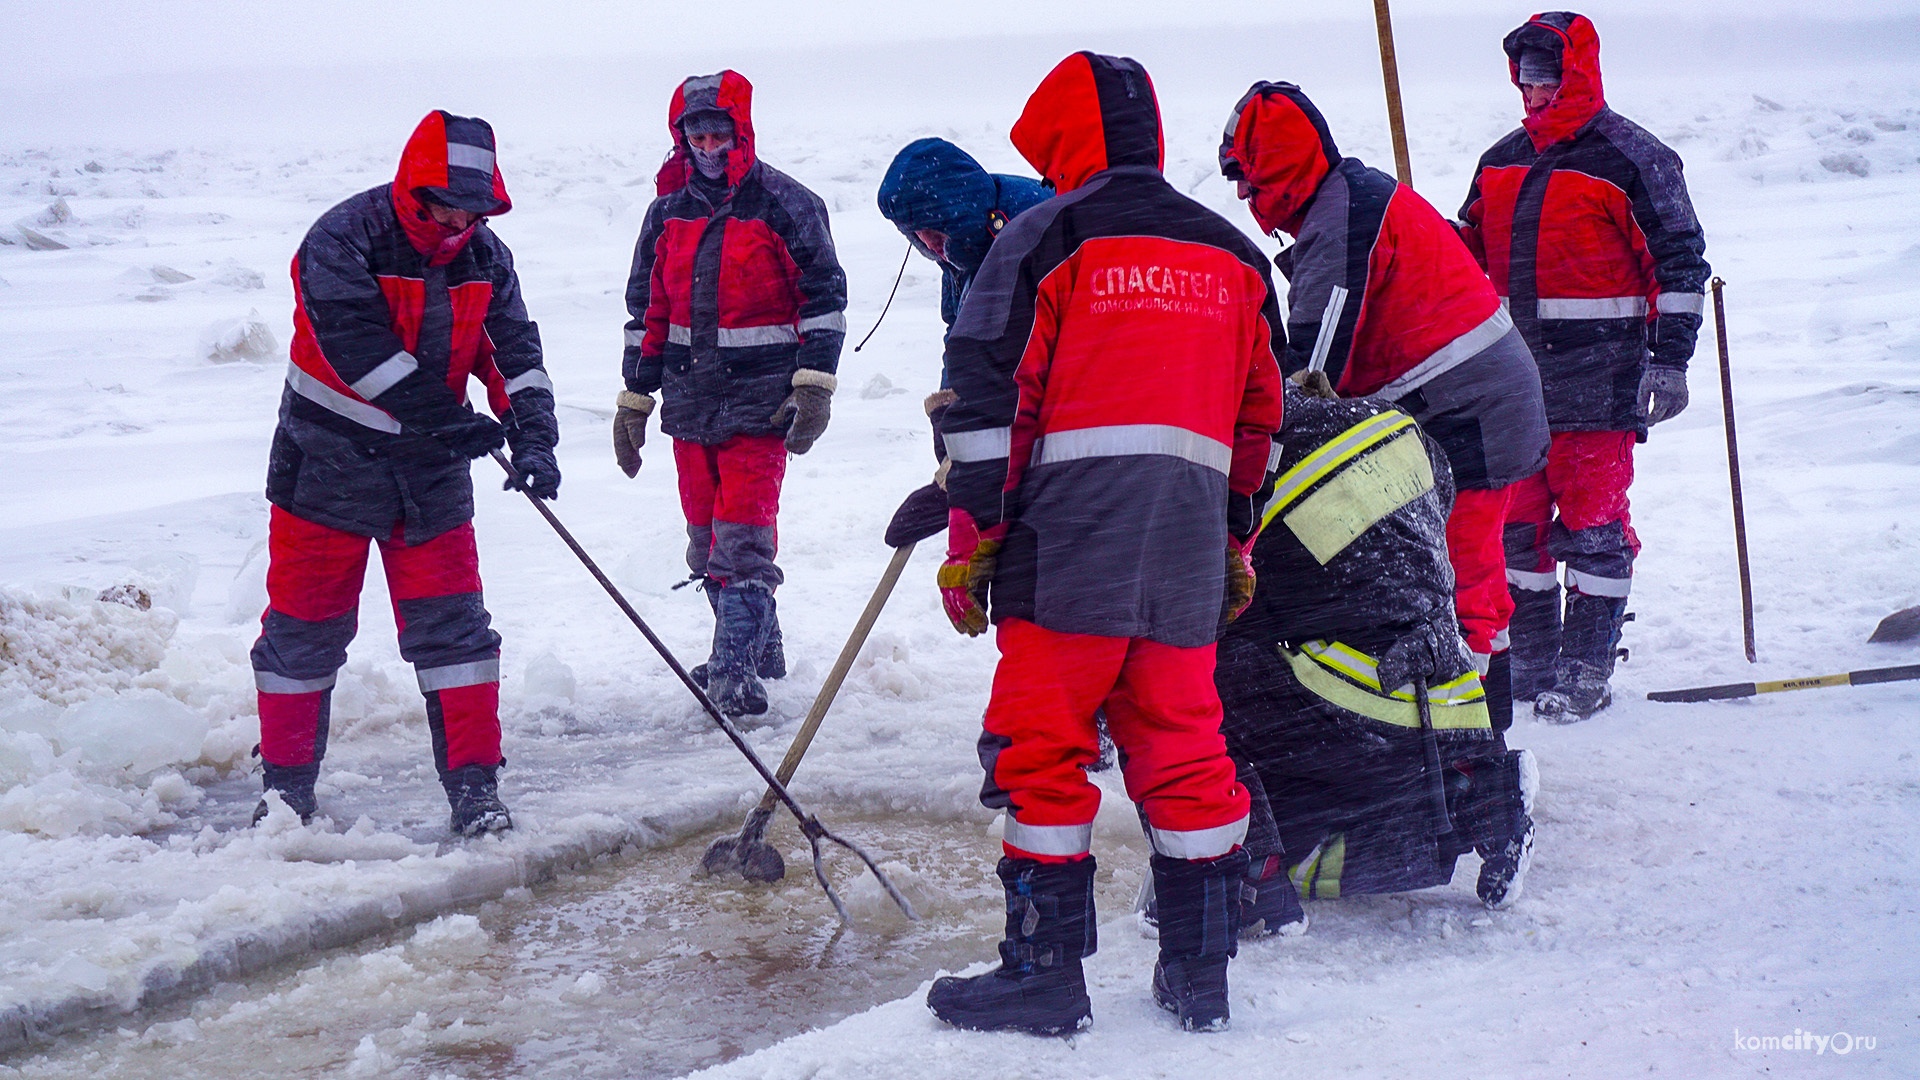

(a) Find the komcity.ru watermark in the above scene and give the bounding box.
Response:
[1733,1028,1877,1055]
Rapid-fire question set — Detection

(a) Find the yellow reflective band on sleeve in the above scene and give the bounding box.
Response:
[1262,411,1416,530]
[1285,643,1491,730]
[1282,430,1434,564]
[1299,641,1483,704]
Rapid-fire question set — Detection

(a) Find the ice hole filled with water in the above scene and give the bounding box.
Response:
[13,809,1151,1079]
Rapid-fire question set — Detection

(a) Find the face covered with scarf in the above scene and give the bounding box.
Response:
[681,110,737,181]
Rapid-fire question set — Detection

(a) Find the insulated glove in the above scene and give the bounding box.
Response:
[938,508,1001,636]
[505,445,561,500]
[436,410,507,460]
[1375,619,1473,697]
[771,370,837,454]
[1224,539,1256,622]
[1637,365,1689,426]
[612,390,654,477]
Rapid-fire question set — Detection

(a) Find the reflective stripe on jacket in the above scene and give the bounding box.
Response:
[941,52,1286,647]
[623,70,848,444]
[1459,12,1709,432]
[272,111,553,543]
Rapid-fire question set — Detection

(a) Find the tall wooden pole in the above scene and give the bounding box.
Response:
[1373,0,1413,185]
[1711,278,1758,663]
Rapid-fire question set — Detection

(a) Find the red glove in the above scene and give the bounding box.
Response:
[938,508,1002,636]
[1224,535,1257,622]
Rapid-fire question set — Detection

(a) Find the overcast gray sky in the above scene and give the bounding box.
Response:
[4,0,1916,85]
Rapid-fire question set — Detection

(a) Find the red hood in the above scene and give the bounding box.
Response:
[1506,11,1606,150]
[656,70,758,196]
[390,110,511,265]
[1011,52,1163,194]
[1219,81,1341,237]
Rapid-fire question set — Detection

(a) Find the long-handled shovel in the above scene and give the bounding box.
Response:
[703,482,951,883]
[492,451,915,923]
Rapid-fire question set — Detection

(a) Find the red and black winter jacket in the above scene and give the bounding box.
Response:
[1459,12,1709,433]
[940,52,1287,648]
[270,111,555,543]
[622,71,848,445]
[1221,82,1546,489]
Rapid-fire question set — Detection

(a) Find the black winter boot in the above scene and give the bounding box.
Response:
[690,585,785,685]
[1535,591,1627,722]
[1151,849,1249,1032]
[757,595,787,680]
[927,856,1096,1036]
[707,585,775,718]
[1454,749,1536,908]
[252,761,319,825]
[1484,649,1514,736]
[442,763,512,837]
[1507,582,1562,703]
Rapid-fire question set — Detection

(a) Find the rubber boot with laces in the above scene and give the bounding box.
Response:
[1151,849,1248,1032]
[927,856,1096,1037]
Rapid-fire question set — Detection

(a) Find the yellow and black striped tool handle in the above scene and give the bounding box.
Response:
[1649,664,1920,703]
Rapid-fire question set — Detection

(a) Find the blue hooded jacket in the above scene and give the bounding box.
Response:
[877,138,1050,332]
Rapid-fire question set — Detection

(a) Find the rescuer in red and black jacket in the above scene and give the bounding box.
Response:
[1459,12,1709,721]
[1219,81,1550,733]
[613,71,848,719]
[926,52,1285,1038]
[253,111,558,837]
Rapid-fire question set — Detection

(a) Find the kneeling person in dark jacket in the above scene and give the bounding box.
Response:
[252,111,560,836]
[1219,383,1536,911]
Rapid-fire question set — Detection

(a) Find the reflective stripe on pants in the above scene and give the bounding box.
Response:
[251,506,502,771]
[979,618,1248,863]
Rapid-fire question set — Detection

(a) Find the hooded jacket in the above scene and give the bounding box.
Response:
[939,52,1286,648]
[623,71,849,444]
[876,138,1051,333]
[1221,82,1546,489]
[1221,388,1490,737]
[1459,12,1709,433]
[270,110,555,543]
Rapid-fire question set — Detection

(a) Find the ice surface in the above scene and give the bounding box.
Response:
[0,7,1917,1078]
[54,688,209,774]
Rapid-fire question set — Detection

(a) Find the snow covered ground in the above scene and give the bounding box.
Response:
[2,7,1918,1077]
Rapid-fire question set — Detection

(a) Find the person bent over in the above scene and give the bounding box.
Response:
[927,53,1285,1036]
[614,71,848,718]
[875,138,1050,534]
[1219,383,1535,913]
[1218,80,1549,733]
[252,111,559,836]
[1459,13,1708,720]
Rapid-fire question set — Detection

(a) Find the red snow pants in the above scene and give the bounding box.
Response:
[673,434,787,588]
[1447,486,1517,656]
[1506,430,1641,598]
[979,618,1249,864]
[251,506,502,772]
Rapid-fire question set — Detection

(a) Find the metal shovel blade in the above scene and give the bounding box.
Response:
[1869,605,1920,643]
[701,805,785,882]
